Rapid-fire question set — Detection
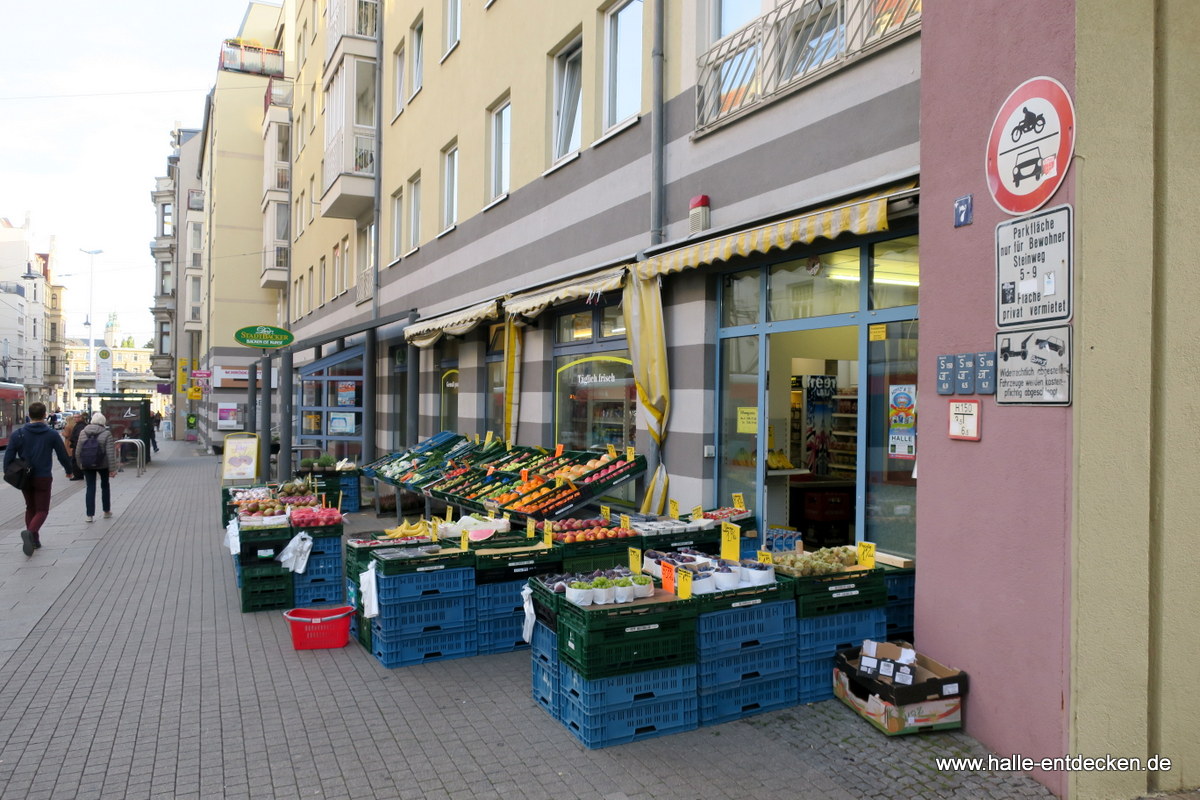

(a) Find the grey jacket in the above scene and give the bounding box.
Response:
[75,424,118,472]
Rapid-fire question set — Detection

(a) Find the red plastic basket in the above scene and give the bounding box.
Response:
[283,605,355,650]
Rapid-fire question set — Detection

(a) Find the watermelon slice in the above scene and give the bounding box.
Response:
[467,528,496,542]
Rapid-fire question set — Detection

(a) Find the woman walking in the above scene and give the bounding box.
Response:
[75,412,118,523]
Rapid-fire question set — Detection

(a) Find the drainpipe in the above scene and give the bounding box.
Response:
[406,312,419,447]
[650,0,666,246]
[259,352,273,481]
[247,362,258,435]
[362,4,383,466]
[278,347,293,478]
[363,330,376,464]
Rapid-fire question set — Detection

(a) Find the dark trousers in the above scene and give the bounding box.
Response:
[21,476,53,534]
[84,470,111,517]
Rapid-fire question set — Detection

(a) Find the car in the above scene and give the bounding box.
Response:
[1012,147,1044,187]
[1035,335,1065,355]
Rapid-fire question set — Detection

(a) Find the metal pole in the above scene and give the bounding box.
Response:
[247,361,258,434]
[363,328,377,464]
[650,0,666,246]
[406,338,419,446]
[259,352,273,482]
[279,348,293,478]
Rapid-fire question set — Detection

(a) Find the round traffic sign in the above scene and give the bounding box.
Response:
[985,76,1075,215]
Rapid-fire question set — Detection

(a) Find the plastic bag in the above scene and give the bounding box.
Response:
[278,531,313,573]
[521,584,535,643]
[225,518,241,556]
[360,561,379,618]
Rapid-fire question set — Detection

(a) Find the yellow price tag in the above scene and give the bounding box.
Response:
[691,505,705,522]
[720,522,741,561]
[556,476,565,489]
[526,517,536,538]
[628,547,642,575]
[757,550,774,564]
[607,443,617,458]
[857,541,876,568]
[668,499,680,520]
[626,446,636,462]
[485,431,494,445]
[600,505,611,522]
[507,439,514,451]
[486,507,496,519]
[620,514,631,530]
[676,568,693,600]
[732,492,746,511]
[445,506,453,523]
[432,517,441,537]
[474,432,481,444]
[503,512,510,521]
[544,526,554,547]
[868,324,887,342]
[460,531,469,551]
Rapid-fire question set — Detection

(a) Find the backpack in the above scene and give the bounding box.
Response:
[79,431,106,470]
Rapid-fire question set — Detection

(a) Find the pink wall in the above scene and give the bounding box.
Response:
[917,4,1075,797]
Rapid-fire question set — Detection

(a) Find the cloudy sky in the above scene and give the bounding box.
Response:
[0,0,273,345]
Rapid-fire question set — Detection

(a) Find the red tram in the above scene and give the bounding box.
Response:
[0,382,27,449]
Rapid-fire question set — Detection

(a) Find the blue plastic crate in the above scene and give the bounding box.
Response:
[377,567,475,602]
[796,607,887,658]
[560,694,698,749]
[477,612,530,655]
[699,673,799,726]
[697,640,797,692]
[233,555,242,588]
[371,625,478,668]
[885,571,916,603]
[295,553,344,582]
[531,621,558,666]
[374,594,477,636]
[294,580,346,606]
[798,654,835,704]
[476,579,526,619]
[886,600,914,633]
[697,600,798,656]
[532,658,559,720]
[559,662,696,713]
[310,536,343,557]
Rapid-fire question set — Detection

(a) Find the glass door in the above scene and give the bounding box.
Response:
[864,319,918,557]
[717,336,759,507]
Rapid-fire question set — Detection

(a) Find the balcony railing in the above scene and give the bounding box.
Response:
[326,0,379,62]
[219,39,285,78]
[323,130,376,191]
[264,77,293,114]
[696,0,920,132]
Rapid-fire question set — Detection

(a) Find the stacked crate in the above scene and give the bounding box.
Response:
[475,579,530,655]
[292,526,346,607]
[554,592,698,748]
[370,562,477,668]
[882,565,916,642]
[696,596,798,726]
[530,621,560,719]
[237,524,294,612]
[338,473,361,513]
[793,565,887,703]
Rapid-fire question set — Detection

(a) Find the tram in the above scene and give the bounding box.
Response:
[0,382,27,448]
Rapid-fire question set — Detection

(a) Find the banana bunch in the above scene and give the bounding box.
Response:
[766,449,796,469]
[383,518,430,539]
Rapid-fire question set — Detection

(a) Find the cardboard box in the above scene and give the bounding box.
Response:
[833,641,968,705]
[833,667,963,736]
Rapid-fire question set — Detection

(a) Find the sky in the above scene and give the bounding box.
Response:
[0,0,271,345]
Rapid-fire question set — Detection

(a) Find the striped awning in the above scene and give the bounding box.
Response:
[403,299,501,349]
[635,182,916,280]
[503,265,628,319]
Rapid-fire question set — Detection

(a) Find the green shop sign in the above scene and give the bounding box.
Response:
[234,325,294,349]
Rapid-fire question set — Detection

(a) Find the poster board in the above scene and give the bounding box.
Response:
[221,433,260,481]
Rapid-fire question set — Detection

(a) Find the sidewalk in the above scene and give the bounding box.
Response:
[0,439,1061,800]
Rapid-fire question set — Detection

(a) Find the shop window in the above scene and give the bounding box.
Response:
[485,324,504,436]
[721,269,760,327]
[392,345,408,450]
[768,248,861,321]
[557,311,593,343]
[439,338,459,432]
[297,346,366,460]
[555,352,634,453]
[870,235,920,310]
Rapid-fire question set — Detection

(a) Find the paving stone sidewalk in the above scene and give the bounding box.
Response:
[0,441,1065,799]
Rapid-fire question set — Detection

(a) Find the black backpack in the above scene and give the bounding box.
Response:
[79,431,106,470]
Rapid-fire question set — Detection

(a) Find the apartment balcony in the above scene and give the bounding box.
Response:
[219,39,285,78]
[321,129,375,220]
[152,291,176,315]
[264,77,293,114]
[262,244,290,289]
[325,0,378,67]
[696,0,920,133]
[150,354,175,380]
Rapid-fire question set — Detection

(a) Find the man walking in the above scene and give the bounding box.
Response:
[4,402,75,556]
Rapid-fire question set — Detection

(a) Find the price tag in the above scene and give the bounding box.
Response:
[626,446,636,462]
[487,466,496,476]
[628,547,642,575]
[857,541,876,569]
[520,468,529,482]
[543,525,554,548]
[676,568,693,600]
[507,439,514,451]
[607,443,617,458]
[556,476,565,489]
[445,506,453,523]
[720,522,741,561]
[668,499,680,520]
[555,443,564,458]
[691,505,705,522]
[757,550,774,564]
[485,431,494,445]
[526,517,536,538]
[460,531,469,551]
[503,512,510,521]
[474,433,481,444]
[600,505,611,522]
[620,514,631,530]
[660,561,676,594]
[486,507,496,519]
[432,517,441,537]
[732,492,746,511]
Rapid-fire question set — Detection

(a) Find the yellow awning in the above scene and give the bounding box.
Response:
[404,299,501,348]
[635,182,915,280]
[503,265,628,318]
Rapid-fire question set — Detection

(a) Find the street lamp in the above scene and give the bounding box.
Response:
[79,248,102,380]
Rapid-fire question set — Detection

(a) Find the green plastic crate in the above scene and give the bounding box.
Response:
[562,551,637,575]
[558,613,697,680]
[796,583,887,618]
[556,591,696,634]
[370,547,475,576]
[692,579,795,614]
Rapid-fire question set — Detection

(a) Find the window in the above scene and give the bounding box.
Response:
[553,40,583,160]
[50,322,57,343]
[160,202,173,236]
[332,244,342,296]
[393,44,406,115]
[444,0,461,55]
[50,356,57,377]
[406,174,421,250]
[300,22,308,63]
[297,191,306,236]
[410,18,424,96]
[299,274,307,315]
[319,257,327,306]
[357,222,376,302]
[310,85,317,132]
[490,99,511,199]
[354,58,375,127]
[605,0,643,128]
[341,236,351,291]
[308,266,315,312]
[297,105,306,151]
[275,202,290,242]
[308,177,316,221]
[160,261,173,295]
[441,144,458,230]
[159,322,171,355]
[716,0,758,39]
[191,222,202,251]
[391,190,403,258]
